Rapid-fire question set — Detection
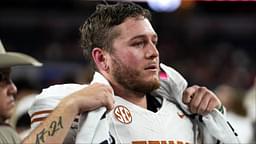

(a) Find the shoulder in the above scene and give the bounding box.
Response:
[28,83,88,129]
[30,83,88,109]
[0,126,21,143]
[38,83,87,99]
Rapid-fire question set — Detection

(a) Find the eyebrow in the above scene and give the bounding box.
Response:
[0,72,9,81]
[0,68,11,73]
[130,34,158,41]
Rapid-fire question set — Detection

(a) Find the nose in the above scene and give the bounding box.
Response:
[7,81,17,96]
[145,42,159,59]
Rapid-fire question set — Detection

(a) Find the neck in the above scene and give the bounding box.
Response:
[98,71,148,109]
[111,82,147,109]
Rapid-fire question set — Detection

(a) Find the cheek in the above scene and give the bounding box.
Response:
[0,91,5,101]
[121,51,143,66]
[0,96,8,107]
[0,89,7,99]
[0,99,8,116]
[0,89,10,105]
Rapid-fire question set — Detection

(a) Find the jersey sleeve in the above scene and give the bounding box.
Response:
[28,83,86,130]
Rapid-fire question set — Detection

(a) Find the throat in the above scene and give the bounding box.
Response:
[112,83,162,111]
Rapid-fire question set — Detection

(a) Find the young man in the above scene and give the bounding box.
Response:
[25,2,240,144]
[0,40,42,143]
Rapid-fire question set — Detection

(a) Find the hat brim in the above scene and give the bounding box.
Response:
[0,52,42,68]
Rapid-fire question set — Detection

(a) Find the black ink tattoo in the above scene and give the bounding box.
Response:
[35,128,47,144]
[49,116,63,136]
[35,116,64,144]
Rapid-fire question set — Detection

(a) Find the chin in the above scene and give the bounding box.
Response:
[5,108,15,119]
[147,78,160,90]
[149,74,160,83]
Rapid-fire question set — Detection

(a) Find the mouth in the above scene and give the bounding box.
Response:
[8,96,16,107]
[9,100,15,105]
[144,64,159,71]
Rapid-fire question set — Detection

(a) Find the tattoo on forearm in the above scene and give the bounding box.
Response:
[35,116,64,144]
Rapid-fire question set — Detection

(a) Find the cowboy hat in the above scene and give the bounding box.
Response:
[0,40,42,68]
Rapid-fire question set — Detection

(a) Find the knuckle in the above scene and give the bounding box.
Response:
[199,86,207,92]
[206,107,212,112]
[94,83,101,87]
[183,90,189,96]
[103,87,109,93]
[198,107,204,113]
[192,103,197,109]
[210,97,218,104]
[193,85,200,89]
[107,86,113,93]
[202,86,207,90]
[205,91,211,96]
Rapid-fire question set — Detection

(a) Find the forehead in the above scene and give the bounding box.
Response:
[113,17,157,40]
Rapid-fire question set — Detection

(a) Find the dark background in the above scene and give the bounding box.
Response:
[0,0,255,91]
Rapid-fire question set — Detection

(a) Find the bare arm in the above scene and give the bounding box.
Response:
[22,83,114,144]
[22,98,78,144]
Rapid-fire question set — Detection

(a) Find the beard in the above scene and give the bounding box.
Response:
[110,55,160,94]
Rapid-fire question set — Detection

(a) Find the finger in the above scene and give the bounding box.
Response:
[206,98,221,113]
[93,83,113,94]
[197,93,211,115]
[103,86,114,110]
[190,87,206,113]
[103,85,114,94]
[106,94,115,111]
[182,85,199,104]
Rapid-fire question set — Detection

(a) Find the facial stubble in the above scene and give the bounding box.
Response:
[111,55,160,94]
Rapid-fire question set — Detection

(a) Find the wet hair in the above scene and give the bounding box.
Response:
[80,2,151,70]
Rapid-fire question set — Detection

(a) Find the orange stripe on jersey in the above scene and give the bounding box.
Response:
[148,141,161,144]
[31,113,80,124]
[31,110,53,118]
[30,110,53,124]
[31,117,47,123]
[132,141,147,144]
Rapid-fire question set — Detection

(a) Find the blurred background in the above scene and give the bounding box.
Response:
[0,0,255,143]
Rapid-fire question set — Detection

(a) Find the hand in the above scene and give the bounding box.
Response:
[62,83,114,114]
[182,85,221,115]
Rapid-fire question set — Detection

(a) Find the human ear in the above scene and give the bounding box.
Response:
[91,48,109,71]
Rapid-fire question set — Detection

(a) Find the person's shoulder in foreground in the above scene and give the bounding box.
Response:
[0,40,42,143]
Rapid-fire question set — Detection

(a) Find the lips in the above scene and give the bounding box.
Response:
[8,96,15,107]
[144,63,159,71]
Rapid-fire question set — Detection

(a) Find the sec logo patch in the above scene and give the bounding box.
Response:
[114,105,132,124]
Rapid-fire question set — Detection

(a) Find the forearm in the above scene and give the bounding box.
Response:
[22,99,79,144]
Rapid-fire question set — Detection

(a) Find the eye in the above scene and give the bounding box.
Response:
[0,73,11,84]
[132,41,146,49]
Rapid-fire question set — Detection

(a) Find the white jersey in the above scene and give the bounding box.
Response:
[108,96,194,144]
[29,67,240,144]
[29,84,86,130]
[29,84,194,144]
